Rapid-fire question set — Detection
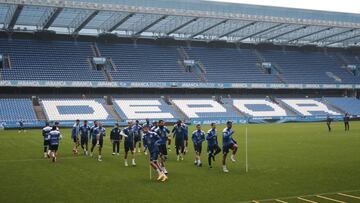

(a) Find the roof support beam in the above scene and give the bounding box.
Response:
[325,33,360,46]
[166,17,198,35]
[310,29,355,43]
[266,25,307,41]
[189,19,227,38]
[235,23,284,42]
[107,13,134,32]
[42,7,63,29]
[286,27,332,43]
[218,21,256,38]
[7,5,23,30]
[72,10,99,35]
[134,15,167,36]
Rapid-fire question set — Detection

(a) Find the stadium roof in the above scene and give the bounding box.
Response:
[1,0,360,47]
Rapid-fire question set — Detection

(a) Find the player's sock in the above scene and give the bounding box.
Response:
[223,165,229,173]
[124,159,128,167]
[177,155,180,161]
[132,159,136,166]
[98,155,102,161]
[230,154,236,162]
[197,160,202,167]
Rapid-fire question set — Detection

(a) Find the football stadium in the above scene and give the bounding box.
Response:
[0,0,359,202]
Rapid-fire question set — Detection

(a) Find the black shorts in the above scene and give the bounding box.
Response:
[208,144,220,152]
[159,144,168,156]
[73,137,79,143]
[81,137,88,145]
[194,144,202,154]
[49,144,59,151]
[92,139,103,147]
[175,139,185,148]
[223,143,235,154]
[44,140,50,146]
[124,142,134,153]
[134,135,142,143]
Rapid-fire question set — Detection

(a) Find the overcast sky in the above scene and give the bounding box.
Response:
[208,0,360,14]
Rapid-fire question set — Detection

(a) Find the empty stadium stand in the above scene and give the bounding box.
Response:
[0,39,105,81]
[171,98,239,119]
[0,38,359,85]
[113,98,180,120]
[325,97,360,116]
[97,43,200,82]
[260,50,360,84]
[0,98,37,121]
[41,98,113,121]
[277,98,341,116]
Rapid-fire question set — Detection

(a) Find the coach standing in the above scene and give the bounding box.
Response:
[344,113,350,131]
[110,123,122,156]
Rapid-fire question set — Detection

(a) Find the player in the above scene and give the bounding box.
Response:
[54,121,60,131]
[142,119,153,154]
[42,122,52,158]
[121,121,136,167]
[89,120,98,140]
[182,120,189,153]
[326,115,333,132]
[110,123,122,156]
[143,125,168,182]
[71,119,80,155]
[133,120,143,153]
[154,120,170,174]
[206,123,221,168]
[151,121,158,132]
[192,124,205,167]
[48,126,62,163]
[172,120,186,161]
[344,113,350,131]
[79,120,91,156]
[90,122,106,161]
[18,119,25,133]
[222,121,238,173]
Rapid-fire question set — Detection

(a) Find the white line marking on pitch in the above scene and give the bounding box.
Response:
[316,195,346,203]
[297,197,318,203]
[275,199,287,203]
[337,193,360,200]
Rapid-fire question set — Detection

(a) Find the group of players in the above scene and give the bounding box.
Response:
[41,119,239,182]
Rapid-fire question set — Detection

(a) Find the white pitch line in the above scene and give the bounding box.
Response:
[337,193,360,200]
[316,195,346,203]
[275,199,287,203]
[297,197,318,203]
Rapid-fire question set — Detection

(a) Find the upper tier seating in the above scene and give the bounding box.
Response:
[97,43,199,82]
[260,50,360,84]
[0,39,104,81]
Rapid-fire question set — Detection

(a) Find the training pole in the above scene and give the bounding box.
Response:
[245,126,248,173]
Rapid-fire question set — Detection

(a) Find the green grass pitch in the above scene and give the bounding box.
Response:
[0,122,359,203]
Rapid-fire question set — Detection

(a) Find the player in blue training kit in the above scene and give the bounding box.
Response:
[172,120,186,161]
[80,120,91,156]
[182,121,189,153]
[121,121,136,166]
[18,119,25,133]
[206,123,221,168]
[142,119,153,154]
[143,125,168,182]
[42,122,52,158]
[154,120,170,174]
[49,126,62,163]
[133,120,143,153]
[90,122,106,161]
[222,121,238,173]
[89,120,98,141]
[72,119,80,155]
[192,124,206,167]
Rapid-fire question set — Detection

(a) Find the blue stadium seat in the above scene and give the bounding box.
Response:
[0,98,37,121]
[325,97,360,116]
